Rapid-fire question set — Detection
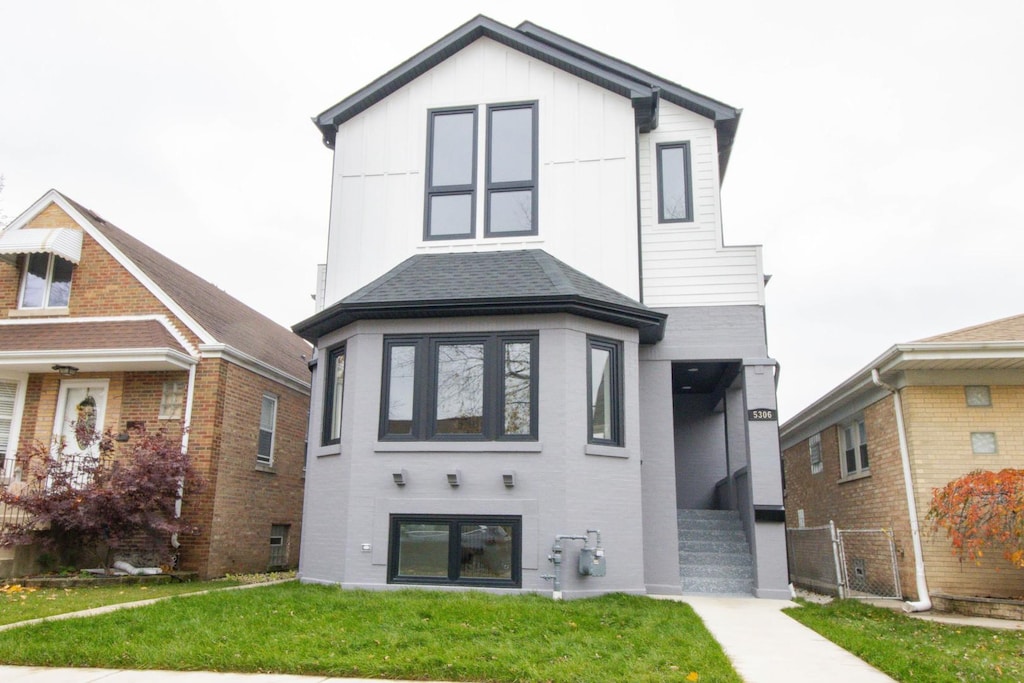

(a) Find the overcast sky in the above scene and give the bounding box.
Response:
[2,0,1022,419]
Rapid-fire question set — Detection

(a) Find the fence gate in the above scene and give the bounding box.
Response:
[787,522,902,600]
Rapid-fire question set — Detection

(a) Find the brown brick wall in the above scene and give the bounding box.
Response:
[783,396,917,599]
[903,384,1024,598]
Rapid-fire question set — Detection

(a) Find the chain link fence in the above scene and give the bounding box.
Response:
[787,522,902,600]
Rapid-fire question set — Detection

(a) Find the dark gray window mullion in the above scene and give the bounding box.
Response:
[485,102,537,236]
[425,107,477,240]
[656,141,693,223]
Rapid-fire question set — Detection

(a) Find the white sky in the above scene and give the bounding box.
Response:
[2,0,1022,420]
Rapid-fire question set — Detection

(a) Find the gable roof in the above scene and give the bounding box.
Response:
[293,249,667,344]
[3,190,311,388]
[780,314,1024,448]
[313,15,741,178]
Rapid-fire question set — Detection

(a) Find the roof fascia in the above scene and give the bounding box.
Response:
[293,296,666,345]
[199,344,311,394]
[1,189,67,233]
[0,348,197,371]
[313,15,656,147]
[47,192,218,345]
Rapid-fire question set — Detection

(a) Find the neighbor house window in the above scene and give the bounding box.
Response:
[19,253,73,308]
[841,418,868,477]
[159,380,187,420]
[809,433,823,474]
[322,344,346,445]
[965,386,991,407]
[425,107,477,239]
[379,333,537,441]
[587,337,623,446]
[971,432,998,454]
[388,514,521,587]
[269,524,289,569]
[485,102,537,236]
[257,394,277,466]
[656,142,693,223]
[0,379,18,474]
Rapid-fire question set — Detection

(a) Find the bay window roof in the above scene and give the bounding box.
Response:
[293,249,667,344]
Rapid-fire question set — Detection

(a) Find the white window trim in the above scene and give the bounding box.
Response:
[0,374,28,481]
[18,252,73,310]
[809,432,823,474]
[840,418,869,478]
[257,394,278,467]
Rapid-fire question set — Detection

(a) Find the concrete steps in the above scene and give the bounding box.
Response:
[678,509,754,596]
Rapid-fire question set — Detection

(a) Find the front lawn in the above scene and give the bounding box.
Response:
[785,599,1024,682]
[0,582,739,682]
[0,578,241,626]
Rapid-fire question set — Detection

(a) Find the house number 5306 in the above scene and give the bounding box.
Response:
[747,409,777,421]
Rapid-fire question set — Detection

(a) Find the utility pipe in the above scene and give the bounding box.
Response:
[871,368,931,612]
[170,361,198,551]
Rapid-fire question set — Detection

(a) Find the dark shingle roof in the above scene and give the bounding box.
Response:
[0,320,186,353]
[62,194,312,383]
[293,250,666,344]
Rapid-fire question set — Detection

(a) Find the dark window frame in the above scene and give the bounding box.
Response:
[424,106,478,241]
[387,514,522,588]
[378,332,538,442]
[587,336,624,447]
[484,101,539,237]
[321,343,346,446]
[656,141,694,223]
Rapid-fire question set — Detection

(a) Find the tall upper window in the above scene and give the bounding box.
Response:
[587,337,623,447]
[257,394,277,466]
[841,418,868,477]
[0,379,18,474]
[322,345,346,445]
[656,142,693,223]
[20,253,73,308]
[379,333,537,441]
[809,433,823,474]
[425,108,477,239]
[424,102,538,240]
[485,103,537,236]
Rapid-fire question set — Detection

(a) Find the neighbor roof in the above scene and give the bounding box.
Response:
[59,194,312,383]
[293,249,667,344]
[313,15,741,178]
[780,314,1024,448]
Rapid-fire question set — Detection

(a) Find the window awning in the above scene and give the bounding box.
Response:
[0,228,84,265]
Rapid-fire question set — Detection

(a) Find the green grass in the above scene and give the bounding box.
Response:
[0,578,240,626]
[785,600,1024,682]
[0,582,740,682]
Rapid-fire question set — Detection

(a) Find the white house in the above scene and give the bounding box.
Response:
[293,15,788,598]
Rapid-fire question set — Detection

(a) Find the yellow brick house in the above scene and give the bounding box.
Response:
[780,314,1024,606]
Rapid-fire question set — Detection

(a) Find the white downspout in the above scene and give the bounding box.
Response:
[870,369,931,612]
[170,361,198,550]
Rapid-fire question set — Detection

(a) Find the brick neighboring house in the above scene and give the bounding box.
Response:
[0,189,311,579]
[780,314,1024,602]
[293,16,789,599]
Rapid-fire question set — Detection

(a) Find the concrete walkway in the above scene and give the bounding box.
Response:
[680,595,896,682]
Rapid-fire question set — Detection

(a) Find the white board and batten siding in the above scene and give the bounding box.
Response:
[326,37,640,306]
[639,100,765,308]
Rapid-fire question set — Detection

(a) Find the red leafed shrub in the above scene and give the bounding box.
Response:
[928,469,1024,568]
[0,424,201,571]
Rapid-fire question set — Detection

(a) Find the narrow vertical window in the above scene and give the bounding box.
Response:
[809,433,823,474]
[257,394,277,466]
[269,524,289,569]
[323,345,346,445]
[384,343,417,437]
[588,338,623,446]
[502,341,532,436]
[425,108,477,239]
[20,253,73,308]
[486,103,537,236]
[657,142,693,223]
[0,379,17,474]
[842,418,868,477]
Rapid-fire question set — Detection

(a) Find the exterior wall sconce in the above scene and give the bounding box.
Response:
[52,364,79,377]
[502,470,517,488]
[392,469,408,486]
[447,469,461,487]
